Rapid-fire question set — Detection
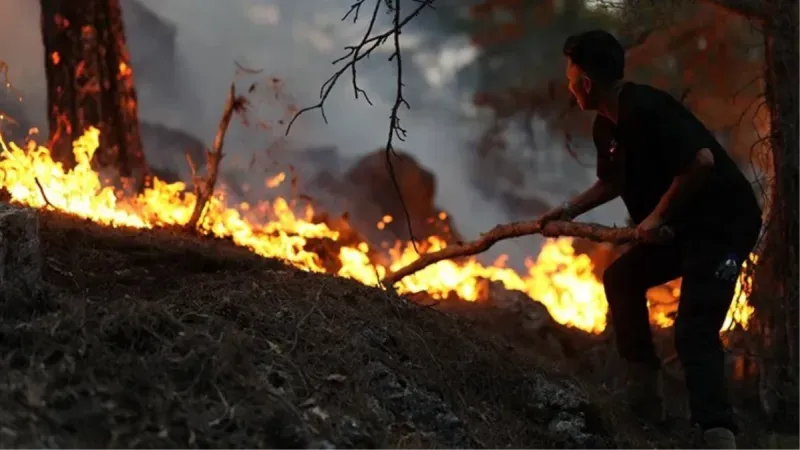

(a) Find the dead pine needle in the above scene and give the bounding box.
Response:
[289,285,325,354]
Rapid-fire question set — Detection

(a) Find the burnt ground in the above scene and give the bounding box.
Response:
[0,210,772,448]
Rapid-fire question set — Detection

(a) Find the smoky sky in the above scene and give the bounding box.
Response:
[0,0,627,268]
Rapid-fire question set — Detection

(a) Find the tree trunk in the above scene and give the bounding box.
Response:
[752,0,799,431]
[40,0,147,180]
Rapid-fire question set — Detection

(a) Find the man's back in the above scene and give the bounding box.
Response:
[592,82,762,238]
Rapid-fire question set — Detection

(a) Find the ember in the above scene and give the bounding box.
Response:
[0,128,755,334]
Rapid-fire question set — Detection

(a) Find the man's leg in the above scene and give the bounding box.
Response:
[603,243,682,421]
[675,234,757,448]
[603,243,683,366]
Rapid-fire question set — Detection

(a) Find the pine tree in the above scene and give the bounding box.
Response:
[40,0,147,181]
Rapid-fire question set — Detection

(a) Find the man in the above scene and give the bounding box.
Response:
[539,30,762,449]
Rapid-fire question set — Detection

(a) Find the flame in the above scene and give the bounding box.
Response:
[265,172,286,188]
[118,62,132,78]
[647,255,757,331]
[0,128,755,335]
[376,214,393,231]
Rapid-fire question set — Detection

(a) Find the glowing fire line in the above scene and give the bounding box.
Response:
[0,128,754,334]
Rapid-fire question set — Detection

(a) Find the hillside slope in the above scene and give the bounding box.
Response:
[0,208,695,448]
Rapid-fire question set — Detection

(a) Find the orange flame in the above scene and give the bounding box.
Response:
[265,172,286,188]
[118,62,133,78]
[0,128,755,334]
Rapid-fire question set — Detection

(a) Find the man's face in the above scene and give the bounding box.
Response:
[566,58,596,111]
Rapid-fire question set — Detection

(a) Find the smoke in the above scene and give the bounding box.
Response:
[140,0,536,260]
[0,0,626,268]
[0,0,47,128]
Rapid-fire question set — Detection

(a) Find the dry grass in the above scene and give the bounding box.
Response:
[0,210,754,448]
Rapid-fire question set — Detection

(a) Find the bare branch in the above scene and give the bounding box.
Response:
[34,177,55,210]
[384,0,421,252]
[185,84,248,231]
[284,0,434,135]
[701,0,765,19]
[622,28,655,51]
[0,60,24,102]
[286,0,435,253]
[383,220,664,285]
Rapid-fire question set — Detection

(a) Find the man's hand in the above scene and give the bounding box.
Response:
[536,203,577,238]
[537,202,576,225]
[636,213,674,244]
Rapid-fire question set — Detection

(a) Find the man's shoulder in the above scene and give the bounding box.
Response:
[592,114,612,131]
[621,82,708,139]
[591,115,614,146]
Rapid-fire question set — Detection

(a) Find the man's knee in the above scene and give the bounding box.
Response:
[674,317,698,361]
[603,257,641,300]
[675,274,736,360]
[674,309,725,364]
[602,260,624,294]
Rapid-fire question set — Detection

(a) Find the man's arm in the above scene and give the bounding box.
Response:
[564,179,619,218]
[648,148,714,223]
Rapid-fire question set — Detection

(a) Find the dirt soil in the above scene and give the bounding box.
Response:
[0,210,737,448]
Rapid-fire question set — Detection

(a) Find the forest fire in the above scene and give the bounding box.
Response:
[0,128,755,335]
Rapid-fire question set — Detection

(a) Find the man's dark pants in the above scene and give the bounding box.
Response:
[602,223,760,432]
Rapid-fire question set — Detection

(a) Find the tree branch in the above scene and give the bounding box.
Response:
[701,0,765,19]
[285,0,435,253]
[383,220,660,285]
[384,0,421,252]
[284,0,434,135]
[185,83,248,231]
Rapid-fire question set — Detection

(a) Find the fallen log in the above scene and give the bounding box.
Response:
[383,220,656,285]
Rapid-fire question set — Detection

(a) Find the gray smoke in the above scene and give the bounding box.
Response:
[0,0,627,269]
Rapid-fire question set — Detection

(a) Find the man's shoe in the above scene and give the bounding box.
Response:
[703,427,737,449]
[625,362,666,424]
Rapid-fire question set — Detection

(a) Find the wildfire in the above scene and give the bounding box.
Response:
[265,172,286,188]
[0,128,755,334]
[118,62,133,78]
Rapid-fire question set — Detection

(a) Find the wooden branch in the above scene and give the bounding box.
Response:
[622,28,655,52]
[185,84,247,231]
[34,177,55,210]
[701,0,765,20]
[383,220,652,285]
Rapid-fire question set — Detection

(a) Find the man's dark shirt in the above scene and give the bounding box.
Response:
[592,82,762,240]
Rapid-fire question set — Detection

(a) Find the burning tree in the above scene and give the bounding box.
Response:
[715,0,800,429]
[39,0,147,181]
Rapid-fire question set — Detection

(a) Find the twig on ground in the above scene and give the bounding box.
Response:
[185,83,248,231]
[208,383,237,427]
[34,178,55,210]
[384,220,657,285]
[0,133,57,210]
[289,285,325,354]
